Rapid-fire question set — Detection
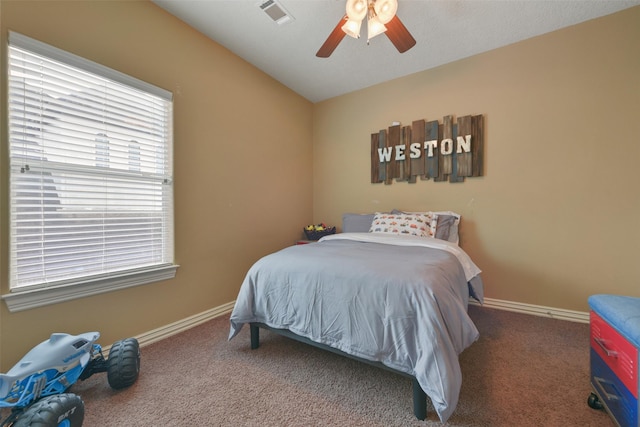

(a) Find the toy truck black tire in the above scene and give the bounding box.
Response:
[13,393,84,427]
[107,338,140,389]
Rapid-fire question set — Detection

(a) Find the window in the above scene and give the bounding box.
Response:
[4,32,176,312]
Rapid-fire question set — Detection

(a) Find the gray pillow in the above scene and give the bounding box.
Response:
[434,215,457,241]
[342,213,376,233]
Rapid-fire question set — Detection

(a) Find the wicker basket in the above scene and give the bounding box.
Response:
[303,226,336,241]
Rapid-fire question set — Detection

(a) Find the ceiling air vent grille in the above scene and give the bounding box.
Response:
[258,0,294,25]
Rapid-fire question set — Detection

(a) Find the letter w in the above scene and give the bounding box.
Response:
[378,147,393,163]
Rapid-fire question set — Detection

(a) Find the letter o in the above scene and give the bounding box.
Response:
[441,138,453,155]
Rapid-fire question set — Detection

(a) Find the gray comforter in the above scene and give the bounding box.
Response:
[229,233,483,422]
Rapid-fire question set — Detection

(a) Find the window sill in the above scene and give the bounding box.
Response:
[2,264,179,313]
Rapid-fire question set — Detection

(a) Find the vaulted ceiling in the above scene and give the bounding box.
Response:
[152,0,640,103]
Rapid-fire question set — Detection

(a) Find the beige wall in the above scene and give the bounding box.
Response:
[1,1,638,369]
[313,6,640,313]
[0,0,313,369]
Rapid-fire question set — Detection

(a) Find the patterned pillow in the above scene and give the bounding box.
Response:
[391,209,461,244]
[369,212,438,238]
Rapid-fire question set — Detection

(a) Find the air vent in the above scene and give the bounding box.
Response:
[258,0,294,25]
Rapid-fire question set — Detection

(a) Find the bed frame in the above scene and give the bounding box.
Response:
[249,322,428,420]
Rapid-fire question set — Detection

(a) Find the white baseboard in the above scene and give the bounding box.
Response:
[134,300,236,348]
[101,301,236,354]
[108,297,588,354]
[471,297,589,324]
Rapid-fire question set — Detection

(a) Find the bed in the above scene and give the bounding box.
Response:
[228,211,483,423]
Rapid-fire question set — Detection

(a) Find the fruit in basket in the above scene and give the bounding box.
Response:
[305,223,330,232]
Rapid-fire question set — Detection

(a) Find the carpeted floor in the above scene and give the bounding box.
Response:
[26,306,619,426]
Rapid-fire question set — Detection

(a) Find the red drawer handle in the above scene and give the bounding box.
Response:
[594,337,618,358]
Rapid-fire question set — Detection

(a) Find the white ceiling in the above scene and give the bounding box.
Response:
[152,0,639,103]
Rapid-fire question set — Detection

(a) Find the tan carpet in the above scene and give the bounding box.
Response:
[59,306,614,425]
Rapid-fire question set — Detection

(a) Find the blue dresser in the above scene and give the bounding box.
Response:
[588,294,640,427]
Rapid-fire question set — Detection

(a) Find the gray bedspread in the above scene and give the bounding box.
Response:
[229,233,483,422]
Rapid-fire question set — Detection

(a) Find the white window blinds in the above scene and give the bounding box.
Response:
[8,32,174,291]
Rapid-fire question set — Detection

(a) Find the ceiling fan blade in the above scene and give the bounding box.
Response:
[316,16,348,58]
[385,15,416,53]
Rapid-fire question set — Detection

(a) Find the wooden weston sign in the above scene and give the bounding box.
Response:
[371,114,484,184]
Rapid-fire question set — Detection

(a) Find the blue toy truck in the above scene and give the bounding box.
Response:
[0,332,140,426]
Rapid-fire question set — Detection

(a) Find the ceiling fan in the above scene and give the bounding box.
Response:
[316,0,416,58]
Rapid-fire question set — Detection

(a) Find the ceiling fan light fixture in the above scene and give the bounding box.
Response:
[366,2,387,42]
[345,0,368,20]
[318,0,414,58]
[373,0,397,24]
[342,19,362,39]
[367,15,387,41]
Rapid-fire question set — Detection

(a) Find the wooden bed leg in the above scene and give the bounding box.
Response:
[412,378,427,420]
[250,323,260,349]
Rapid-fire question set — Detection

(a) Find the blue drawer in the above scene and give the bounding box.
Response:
[591,349,638,427]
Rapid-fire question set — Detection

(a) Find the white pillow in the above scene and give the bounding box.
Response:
[369,212,438,238]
